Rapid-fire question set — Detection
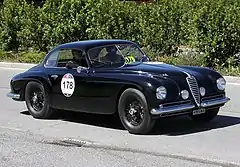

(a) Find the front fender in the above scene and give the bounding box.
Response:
[114,73,181,109]
[140,75,182,109]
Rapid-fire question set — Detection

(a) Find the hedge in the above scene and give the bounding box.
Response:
[0,0,240,68]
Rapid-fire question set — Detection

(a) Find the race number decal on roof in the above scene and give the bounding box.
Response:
[61,73,75,97]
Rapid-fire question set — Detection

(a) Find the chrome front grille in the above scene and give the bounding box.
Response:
[186,76,200,106]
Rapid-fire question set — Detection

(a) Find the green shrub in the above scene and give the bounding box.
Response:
[38,0,88,51]
[0,50,7,60]
[0,0,28,51]
[0,0,240,69]
[18,2,43,51]
[182,0,240,67]
[139,0,186,55]
[85,0,143,45]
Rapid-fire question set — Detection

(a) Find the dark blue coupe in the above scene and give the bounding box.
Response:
[7,39,230,134]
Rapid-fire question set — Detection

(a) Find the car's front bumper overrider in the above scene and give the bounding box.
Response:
[150,96,230,117]
[7,92,21,100]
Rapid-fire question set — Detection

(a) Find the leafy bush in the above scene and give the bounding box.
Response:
[140,0,186,55]
[38,0,88,51]
[0,49,8,60]
[18,2,43,51]
[184,0,240,67]
[85,0,142,42]
[0,0,240,69]
[0,0,22,51]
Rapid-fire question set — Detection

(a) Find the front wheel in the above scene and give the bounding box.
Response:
[189,107,219,123]
[25,81,54,119]
[118,88,155,134]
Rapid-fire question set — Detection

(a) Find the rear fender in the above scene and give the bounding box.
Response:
[11,73,52,101]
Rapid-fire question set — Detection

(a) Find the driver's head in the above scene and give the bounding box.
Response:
[106,46,117,54]
[72,50,82,60]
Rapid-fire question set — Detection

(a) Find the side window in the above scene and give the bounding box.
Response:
[88,45,124,67]
[57,50,73,67]
[56,49,88,68]
[45,50,59,67]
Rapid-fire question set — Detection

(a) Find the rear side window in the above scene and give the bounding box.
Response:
[45,49,88,68]
[57,50,74,67]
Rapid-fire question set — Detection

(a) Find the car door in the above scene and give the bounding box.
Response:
[79,45,126,114]
[44,48,90,112]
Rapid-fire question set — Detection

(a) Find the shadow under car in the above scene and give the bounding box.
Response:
[20,110,240,136]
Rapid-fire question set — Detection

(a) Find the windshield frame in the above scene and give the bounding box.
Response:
[87,43,149,68]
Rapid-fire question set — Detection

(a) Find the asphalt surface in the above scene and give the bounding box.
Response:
[1,67,240,167]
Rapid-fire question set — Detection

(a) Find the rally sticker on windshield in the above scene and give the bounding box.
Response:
[61,73,75,97]
[125,56,136,64]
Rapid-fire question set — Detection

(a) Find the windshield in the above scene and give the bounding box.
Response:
[88,44,149,67]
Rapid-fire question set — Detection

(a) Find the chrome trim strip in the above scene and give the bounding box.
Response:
[150,103,195,115]
[201,97,230,107]
[7,92,20,99]
[150,97,230,116]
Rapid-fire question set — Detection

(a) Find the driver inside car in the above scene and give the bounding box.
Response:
[72,50,88,67]
[104,46,122,62]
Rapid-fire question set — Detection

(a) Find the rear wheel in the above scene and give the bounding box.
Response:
[189,107,219,123]
[25,81,54,119]
[118,88,155,134]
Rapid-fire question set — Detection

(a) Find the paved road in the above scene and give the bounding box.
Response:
[1,68,240,167]
[1,127,220,167]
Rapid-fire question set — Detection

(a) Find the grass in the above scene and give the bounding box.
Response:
[216,66,240,77]
[0,50,45,64]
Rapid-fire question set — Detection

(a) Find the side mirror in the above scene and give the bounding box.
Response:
[141,56,150,62]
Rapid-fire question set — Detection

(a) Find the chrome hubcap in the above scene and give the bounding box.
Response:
[30,90,44,112]
[125,101,144,126]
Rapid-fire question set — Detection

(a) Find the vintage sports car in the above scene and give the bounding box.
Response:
[7,39,230,134]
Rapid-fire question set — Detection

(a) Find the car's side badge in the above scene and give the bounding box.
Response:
[50,74,58,80]
[61,73,75,97]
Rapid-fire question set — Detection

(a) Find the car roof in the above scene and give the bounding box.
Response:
[54,39,136,51]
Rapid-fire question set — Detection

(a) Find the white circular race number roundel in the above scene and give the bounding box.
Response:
[61,73,75,97]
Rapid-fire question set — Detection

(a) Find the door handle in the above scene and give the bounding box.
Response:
[50,75,58,80]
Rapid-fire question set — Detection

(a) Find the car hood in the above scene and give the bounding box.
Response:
[120,62,222,93]
[122,62,188,78]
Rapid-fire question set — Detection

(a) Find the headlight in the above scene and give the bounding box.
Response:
[181,90,189,99]
[156,86,167,99]
[216,77,226,90]
[200,87,206,96]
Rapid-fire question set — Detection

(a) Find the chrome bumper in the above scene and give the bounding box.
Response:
[200,97,230,108]
[150,97,230,116]
[7,92,20,100]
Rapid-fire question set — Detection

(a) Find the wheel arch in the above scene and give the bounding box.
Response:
[115,84,145,114]
[19,76,52,101]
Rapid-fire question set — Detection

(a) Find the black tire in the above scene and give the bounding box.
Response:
[25,81,54,119]
[118,88,155,134]
[189,107,219,123]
